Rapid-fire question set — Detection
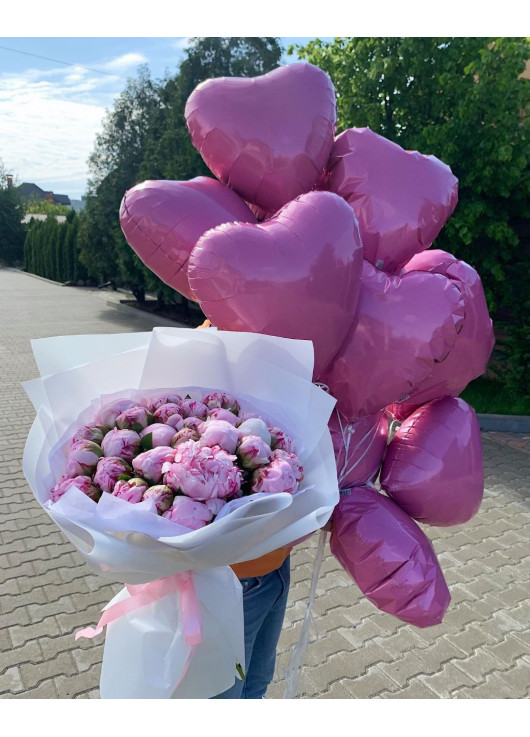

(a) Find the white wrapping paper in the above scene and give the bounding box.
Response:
[22,328,339,698]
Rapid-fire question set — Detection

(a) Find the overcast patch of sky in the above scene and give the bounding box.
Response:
[0,37,320,199]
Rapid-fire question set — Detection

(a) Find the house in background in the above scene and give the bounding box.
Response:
[17,182,71,207]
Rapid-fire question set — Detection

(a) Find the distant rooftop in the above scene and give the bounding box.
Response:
[17,182,71,207]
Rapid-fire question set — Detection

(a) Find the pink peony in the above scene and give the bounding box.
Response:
[272,449,304,485]
[93,457,132,493]
[116,406,154,432]
[50,475,101,503]
[171,427,200,447]
[183,416,203,431]
[71,423,107,445]
[206,408,239,426]
[198,420,240,454]
[65,440,103,477]
[140,393,183,413]
[162,496,213,530]
[139,423,177,448]
[251,458,298,495]
[154,403,183,425]
[237,435,273,470]
[112,477,149,503]
[101,428,141,462]
[164,441,242,501]
[142,485,174,514]
[132,446,175,483]
[269,426,295,453]
[179,399,208,419]
[202,392,240,414]
[96,399,137,429]
[166,413,185,431]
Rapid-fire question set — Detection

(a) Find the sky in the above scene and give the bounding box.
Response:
[0,37,331,201]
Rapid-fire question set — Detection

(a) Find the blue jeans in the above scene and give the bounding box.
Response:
[216,555,290,699]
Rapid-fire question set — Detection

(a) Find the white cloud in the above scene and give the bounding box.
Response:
[172,38,192,51]
[0,65,114,198]
[103,52,148,71]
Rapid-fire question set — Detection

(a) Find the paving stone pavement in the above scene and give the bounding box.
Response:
[1,267,529,700]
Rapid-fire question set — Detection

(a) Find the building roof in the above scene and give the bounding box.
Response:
[17,182,71,207]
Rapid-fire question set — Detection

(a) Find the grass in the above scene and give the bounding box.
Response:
[460,377,530,416]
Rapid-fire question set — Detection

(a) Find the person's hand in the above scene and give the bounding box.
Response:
[322,518,333,533]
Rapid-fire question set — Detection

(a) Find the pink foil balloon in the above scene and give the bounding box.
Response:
[330,485,451,627]
[119,178,256,302]
[185,63,337,214]
[322,261,465,421]
[188,191,364,379]
[380,396,484,527]
[324,128,458,273]
[393,250,495,408]
[329,410,389,488]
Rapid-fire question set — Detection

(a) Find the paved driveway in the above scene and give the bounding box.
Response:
[1,268,529,699]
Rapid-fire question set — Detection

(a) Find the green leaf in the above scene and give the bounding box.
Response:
[140,433,153,451]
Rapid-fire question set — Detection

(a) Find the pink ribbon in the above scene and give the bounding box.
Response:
[75,571,202,691]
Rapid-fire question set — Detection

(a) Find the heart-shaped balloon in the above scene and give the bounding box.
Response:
[188,191,364,379]
[323,127,458,273]
[119,178,256,302]
[380,396,484,526]
[394,250,495,409]
[185,63,337,214]
[330,486,450,627]
[329,410,389,489]
[322,261,466,421]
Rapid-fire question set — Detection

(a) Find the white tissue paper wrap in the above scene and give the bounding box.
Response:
[22,328,339,699]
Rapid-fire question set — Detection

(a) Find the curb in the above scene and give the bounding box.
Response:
[477,414,530,433]
[105,298,189,329]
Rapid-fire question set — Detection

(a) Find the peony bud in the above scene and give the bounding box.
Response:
[204,498,227,516]
[65,440,103,478]
[163,496,213,530]
[72,423,107,445]
[251,458,298,495]
[269,426,295,453]
[112,477,149,503]
[116,406,154,432]
[237,418,271,446]
[206,408,239,426]
[50,475,101,503]
[96,399,137,429]
[154,403,183,425]
[198,420,240,454]
[101,428,141,462]
[179,399,208,419]
[273,449,304,484]
[93,457,132,493]
[140,393,183,413]
[142,485,174,514]
[203,392,240,414]
[237,435,273,470]
[166,413,185,431]
[139,423,177,449]
[171,427,200,447]
[132,446,175,484]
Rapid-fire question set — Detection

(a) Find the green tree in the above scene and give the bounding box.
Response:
[24,195,70,217]
[292,37,530,395]
[0,163,26,265]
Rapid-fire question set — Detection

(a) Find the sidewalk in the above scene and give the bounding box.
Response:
[1,267,529,699]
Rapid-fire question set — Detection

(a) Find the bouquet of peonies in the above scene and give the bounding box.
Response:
[51,388,305,531]
[23,327,338,699]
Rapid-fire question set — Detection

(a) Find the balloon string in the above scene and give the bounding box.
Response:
[337,410,382,485]
[283,529,328,699]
